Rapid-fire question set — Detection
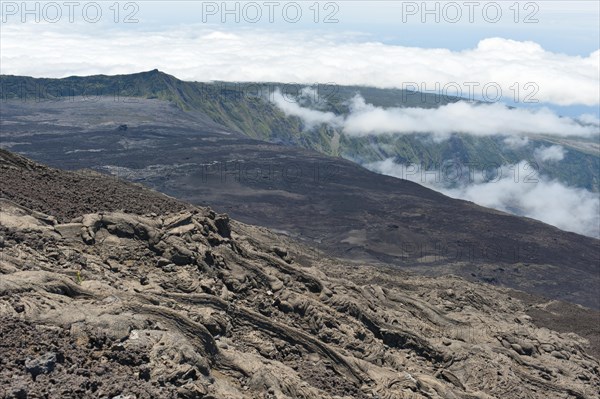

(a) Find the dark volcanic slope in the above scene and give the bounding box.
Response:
[1,99,599,309]
[0,149,190,220]
[1,150,599,399]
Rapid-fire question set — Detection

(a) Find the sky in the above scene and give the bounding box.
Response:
[1,1,599,117]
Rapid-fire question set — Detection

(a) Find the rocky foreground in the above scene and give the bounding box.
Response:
[1,149,599,399]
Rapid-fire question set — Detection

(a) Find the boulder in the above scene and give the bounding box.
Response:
[55,223,84,241]
[25,352,57,379]
[214,214,231,238]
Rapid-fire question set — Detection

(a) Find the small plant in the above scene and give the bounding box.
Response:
[75,270,84,285]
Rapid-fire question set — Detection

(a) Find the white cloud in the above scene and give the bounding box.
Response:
[503,136,530,149]
[366,159,600,238]
[345,99,597,138]
[578,114,600,126]
[0,24,598,106]
[271,89,341,129]
[273,93,599,139]
[534,145,566,162]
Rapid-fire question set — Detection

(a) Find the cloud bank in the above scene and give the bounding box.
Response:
[366,159,600,238]
[1,23,598,106]
[272,91,599,139]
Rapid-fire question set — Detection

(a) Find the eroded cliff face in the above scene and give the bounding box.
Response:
[0,150,599,399]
